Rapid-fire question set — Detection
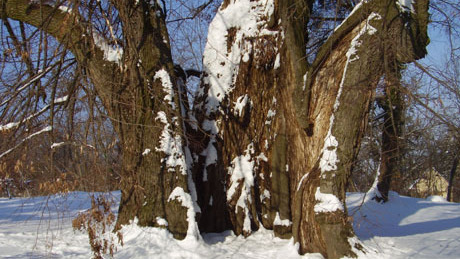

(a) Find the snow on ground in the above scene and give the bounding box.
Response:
[0,191,459,258]
[348,191,460,259]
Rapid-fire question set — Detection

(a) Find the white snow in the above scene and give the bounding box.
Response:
[200,119,220,181]
[319,134,339,173]
[51,142,66,149]
[92,32,123,65]
[365,163,382,201]
[348,191,460,258]
[303,72,308,91]
[233,94,251,117]
[0,191,459,258]
[425,195,447,202]
[142,148,151,156]
[227,143,255,232]
[0,122,18,132]
[155,112,187,174]
[257,152,268,162]
[274,53,281,69]
[227,144,255,201]
[202,119,219,135]
[204,141,218,167]
[156,217,168,227]
[58,5,73,13]
[201,140,218,182]
[54,95,69,103]
[297,173,310,191]
[265,109,276,125]
[0,95,68,132]
[319,13,381,175]
[314,187,344,213]
[260,189,271,201]
[274,212,292,227]
[396,0,415,13]
[168,187,201,240]
[0,126,52,159]
[154,69,176,110]
[200,0,280,115]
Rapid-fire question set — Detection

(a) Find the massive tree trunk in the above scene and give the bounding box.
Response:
[1,0,430,257]
[0,0,199,239]
[193,0,429,257]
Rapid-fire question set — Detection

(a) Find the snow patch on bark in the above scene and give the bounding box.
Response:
[396,0,415,13]
[184,146,201,214]
[320,134,339,173]
[274,53,281,69]
[154,69,176,110]
[51,142,65,149]
[296,173,310,192]
[319,12,381,175]
[155,112,186,175]
[200,0,280,115]
[92,32,123,65]
[274,212,292,227]
[233,94,252,117]
[227,143,256,233]
[167,187,201,240]
[142,149,151,156]
[227,144,255,200]
[314,187,344,213]
[260,189,270,201]
[265,109,276,125]
[155,217,168,227]
[303,72,308,91]
[202,120,219,136]
[257,153,268,162]
[0,122,19,132]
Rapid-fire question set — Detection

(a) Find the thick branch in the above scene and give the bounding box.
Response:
[0,0,121,88]
[307,0,429,93]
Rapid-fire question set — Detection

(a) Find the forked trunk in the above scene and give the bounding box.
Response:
[192,0,429,257]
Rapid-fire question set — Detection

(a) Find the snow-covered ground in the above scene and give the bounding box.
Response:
[0,191,458,258]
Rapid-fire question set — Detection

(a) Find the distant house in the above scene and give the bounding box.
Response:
[410,169,449,198]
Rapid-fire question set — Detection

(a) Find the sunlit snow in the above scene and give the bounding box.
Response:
[0,191,459,258]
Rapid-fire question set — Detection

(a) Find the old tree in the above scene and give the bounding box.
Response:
[0,0,429,258]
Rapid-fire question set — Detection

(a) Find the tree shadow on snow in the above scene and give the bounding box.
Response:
[348,192,460,240]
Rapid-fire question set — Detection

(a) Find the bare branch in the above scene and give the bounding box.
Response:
[0,125,52,159]
[166,0,214,23]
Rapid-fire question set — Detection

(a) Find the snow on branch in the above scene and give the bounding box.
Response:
[0,66,54,107]
[0,126,52,159]
[0,95,68,132]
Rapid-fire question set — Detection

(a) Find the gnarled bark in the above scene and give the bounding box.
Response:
[193,0,429,258]
[0,0,198,239]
